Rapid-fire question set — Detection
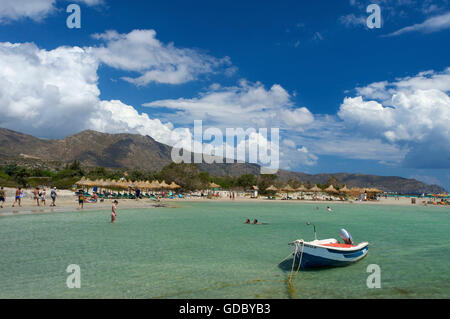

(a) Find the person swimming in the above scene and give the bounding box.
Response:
[253,219,259,224]
[244,219,251,224]
[327,206,332,212]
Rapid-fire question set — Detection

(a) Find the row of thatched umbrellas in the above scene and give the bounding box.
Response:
[76,177,181,191]
[265,184,383,194]
[205,182,383,194]
[76,177,382,194]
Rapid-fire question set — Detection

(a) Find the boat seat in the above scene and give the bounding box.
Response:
[321,243,355,248]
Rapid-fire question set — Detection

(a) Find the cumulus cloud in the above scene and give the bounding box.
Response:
[0,42,100,136]
[143,80,314,130]
[338,68,450,168]
[0,41,184,147]
[89,29,233,85]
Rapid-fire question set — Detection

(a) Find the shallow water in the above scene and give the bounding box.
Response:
[0,201,449,298]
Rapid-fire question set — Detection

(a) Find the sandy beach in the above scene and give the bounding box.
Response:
[0,186,442,217]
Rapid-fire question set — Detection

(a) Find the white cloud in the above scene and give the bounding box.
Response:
[73,0,104,5]
[0,0,56,23]
[0,41,184,147]
[281,108,315,130]
[89,29,233,85]
[282,139,296,149]
[338,96,395,130]
[338,68,450,168]
[0,42,100,136]
[143,80,314,130]
[386,11,450,36]
[0,0,103,23]
[339,14,366,28]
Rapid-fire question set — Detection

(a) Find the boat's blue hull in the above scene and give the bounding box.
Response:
[293,244,369,269]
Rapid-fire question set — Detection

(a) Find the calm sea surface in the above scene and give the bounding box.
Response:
[0,201,449,298]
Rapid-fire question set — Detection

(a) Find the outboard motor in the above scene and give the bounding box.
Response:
[340,229,353,245]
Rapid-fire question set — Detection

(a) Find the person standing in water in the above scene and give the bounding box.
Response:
[111,200,118,223]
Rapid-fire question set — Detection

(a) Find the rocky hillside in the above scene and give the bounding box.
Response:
[0,127,445,193]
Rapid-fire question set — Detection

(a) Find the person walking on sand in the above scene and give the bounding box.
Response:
[50,187,57,207]
[78,190,85,210]
[111,200,118,223]
[40,188,47,206]
[12,187,23,207]
[33,188,40,206]
[0,187,6,208]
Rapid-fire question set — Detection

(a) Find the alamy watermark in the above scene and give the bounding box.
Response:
[366,4,382,29]
[66,4,81,29]
[66,264,81,288]
[171,120,280,174]
[366,264,381,288]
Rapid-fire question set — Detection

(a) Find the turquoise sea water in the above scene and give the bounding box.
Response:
[0,201,449,299]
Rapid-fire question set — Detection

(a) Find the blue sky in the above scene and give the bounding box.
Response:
[0,0,449,190]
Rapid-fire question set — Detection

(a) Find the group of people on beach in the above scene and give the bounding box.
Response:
[0,186,58,208]
[32,187,57,207]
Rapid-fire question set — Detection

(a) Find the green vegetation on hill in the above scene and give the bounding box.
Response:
[0,161,311,193]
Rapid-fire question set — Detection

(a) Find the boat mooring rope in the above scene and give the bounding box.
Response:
[288,239,305,298]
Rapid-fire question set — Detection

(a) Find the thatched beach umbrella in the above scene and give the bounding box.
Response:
[142,180,152,191]
[296,185,308,192]
[159,181,170,192]
[349,187,363,197]
[324,185,338,193]
[281,185,295,198]
[340,185,350,193]
[75,177,88,187]
[76,177,96,191]
[281,185,295,192]
[134,180,146,190]
[309,185,322,192]
[265,185,278,197]
[169,182,181,190]
[209,182,221,189]
[108,179,120,189]
[150,180,161,190]
[116,179,130,190]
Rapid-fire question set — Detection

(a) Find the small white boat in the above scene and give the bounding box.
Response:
[288,226,369,269]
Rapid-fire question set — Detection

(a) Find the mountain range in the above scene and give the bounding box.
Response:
[0,127,445,193]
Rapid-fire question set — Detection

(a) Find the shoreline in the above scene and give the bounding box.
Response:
[1,194,446,217]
